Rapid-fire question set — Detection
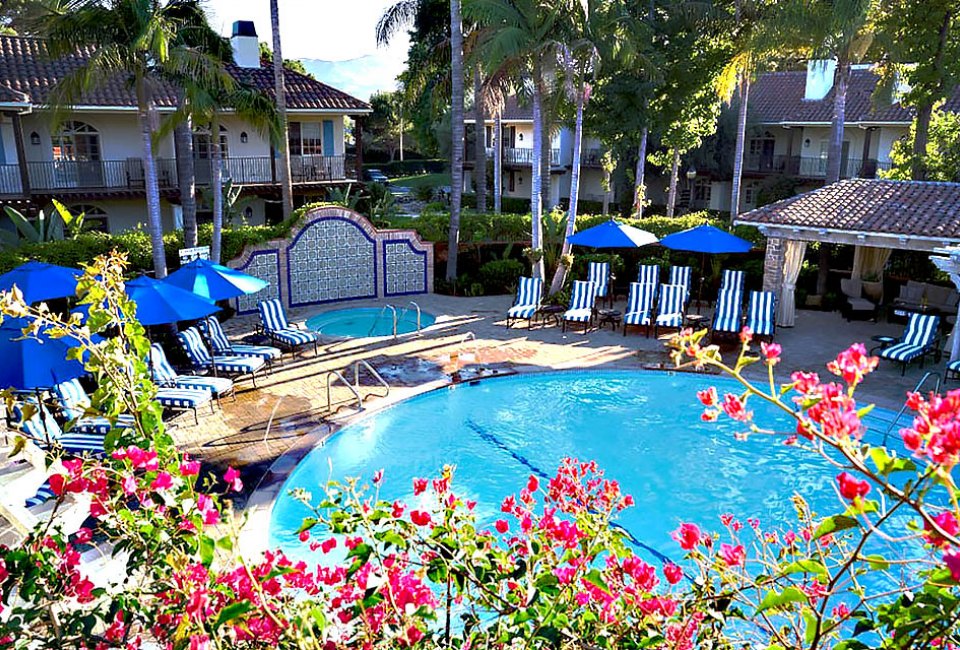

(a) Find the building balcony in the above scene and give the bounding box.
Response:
[0,155,353,198]
[465,145,561,167]
[581,148,604,167]
[742,154,893,180]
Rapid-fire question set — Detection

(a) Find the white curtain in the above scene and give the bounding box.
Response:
[852,246,892,281]
[778,240,807,327]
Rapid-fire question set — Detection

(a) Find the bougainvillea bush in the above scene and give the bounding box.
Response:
[0,254,958,648]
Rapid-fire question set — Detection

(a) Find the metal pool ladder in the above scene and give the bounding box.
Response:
[323,360,391,415]
[882,370,941,445]
[408,301,423,334]
[368,304,399,338]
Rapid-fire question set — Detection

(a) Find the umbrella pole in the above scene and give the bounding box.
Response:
[696,253,706,314]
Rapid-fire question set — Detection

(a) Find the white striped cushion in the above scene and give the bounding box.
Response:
[713,289,743,333]
[587,262,610,297]
[746,291,776,336]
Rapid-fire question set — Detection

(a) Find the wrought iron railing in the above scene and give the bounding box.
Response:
[24,158,179,193]
[0,164,23,195]
[503,147,561,166]
[742,154,893,179]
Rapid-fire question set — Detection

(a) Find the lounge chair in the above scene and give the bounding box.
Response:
[880,312,941,375]
[200,316,282,369]
[712,289,744,337]
[15,401,105,455]
[745,291,777,341]
[54,378,137,436]
[149,343,234,406]
[258,299,319,355]
[637,264,660,292]
[720,269,745,294]
[840,278,878,321]
[506,277,543,328]
[178,327,265,387]
[669,266,692,300]
[562,280,598,333]
[587,262,611,307]
[623,282,657,337]
[654,283,687,337]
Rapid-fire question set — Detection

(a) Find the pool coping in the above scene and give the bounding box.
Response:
[303,303,445,344]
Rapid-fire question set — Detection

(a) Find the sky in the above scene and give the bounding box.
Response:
[202,0,410,100]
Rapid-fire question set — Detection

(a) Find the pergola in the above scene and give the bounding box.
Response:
[735,178,960,327]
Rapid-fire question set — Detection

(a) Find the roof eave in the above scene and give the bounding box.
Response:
[734,221,960,251]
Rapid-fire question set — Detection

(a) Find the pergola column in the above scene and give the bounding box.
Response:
[762,236,785,294]
[931,247,960,363]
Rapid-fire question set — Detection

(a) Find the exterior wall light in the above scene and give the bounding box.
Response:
[30,132,40,146]
[240,131,248,143]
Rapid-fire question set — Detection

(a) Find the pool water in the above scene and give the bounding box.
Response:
[306,307,436,338]
[270,370,913,566]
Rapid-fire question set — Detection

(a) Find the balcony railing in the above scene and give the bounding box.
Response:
[503,147,561,166]
[0,164,22,195]
[195,155,350,185]
[24,159,179,193]
[742,154,893,179]
[581,149,604,167]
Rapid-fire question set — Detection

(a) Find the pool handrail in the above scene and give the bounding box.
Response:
[369,304,399,338]
[354,360,390,399]
[882,370,941,445]
[408,301,423,333]
[324,369,364,415]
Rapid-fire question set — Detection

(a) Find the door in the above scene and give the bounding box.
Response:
[322,120,335,156]
[760,139,775,171]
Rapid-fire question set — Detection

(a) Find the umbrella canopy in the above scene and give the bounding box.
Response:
[125,275,220,326]
[658,224,752,254]
[0,318,88,390]
[566,220,659,249]
[165,258,268,301]
[0,260,81,303]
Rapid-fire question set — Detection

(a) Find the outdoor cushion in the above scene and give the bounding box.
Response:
[712,289,743,333]
[201,317,281,362]
[507,304,538,319]
[55,378,136,435]
[563,281,598,324]
[623,282,655,326]
[155,387,213,410]
[587,262,610,297]
[179,327,265,376]
[745,291,776,337]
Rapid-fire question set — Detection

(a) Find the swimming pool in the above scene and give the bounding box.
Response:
[269,369,910,564]
[306,306,436,338]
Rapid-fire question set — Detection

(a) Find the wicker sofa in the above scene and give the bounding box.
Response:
[892,280,959,316]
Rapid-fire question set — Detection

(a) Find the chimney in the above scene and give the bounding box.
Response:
[231,20,260,69]
[804,59,837,101]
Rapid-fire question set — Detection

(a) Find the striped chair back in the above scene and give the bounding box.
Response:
[55,378,91,420]
[17,402,62,441]
[903,312,940,347]
[587,262,610,297]
[626,282,656,315]
[669,266,692,297]
[721,269,745,294]
[569,280,598,311]
[658,283,686,318]
[179,327,213,369]
[637,265,660,290]
[200,316,233,355]
[746,291,777,336]
[713,289,743,333]
[149,344,179,383]
[259,299,289,332]
[514,277,542,307]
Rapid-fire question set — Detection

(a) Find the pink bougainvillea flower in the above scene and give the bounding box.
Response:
[413,477,428,495]
[924,511,960,548]
[391,500,405,518]
[671,523,702,550]
[663,563,683,585]
[836,472,870,501]
[719,543,745,567]
[410,510,431,526]
[321,537,337,554]
[761,342,781,364]
[739,327,753,344]
[945,550,960,581]
[832,602,851,619]
[179,459,201,476]
[495,519,509,534]
[721,393,752,422]
[697,387,718,407]
[527,475,539,493]
[372,469,383,485]
[826,343,878,386]
[223,467,243,492]
[791,371,821,395]
[150,471,174,491]
[701,409,720,422]
[298,530,310,542]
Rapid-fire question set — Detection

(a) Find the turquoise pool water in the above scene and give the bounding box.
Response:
[269,370,911,565]
[306,307,436,338]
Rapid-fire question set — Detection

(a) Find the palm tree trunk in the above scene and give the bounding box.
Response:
[473,67,487,213]
[666,147,680,218]
[210,112,224,264]
[494,111,502,214]
[549,89,585,295]
[530,66,545,281]
[540,103,552,210]
[270,0,294,220]
[446,0,465,282]
[136,78,167,279]
[633,128,648,218]
[175,94,198,248]
[730,75,750,218]
[825,61,848,184]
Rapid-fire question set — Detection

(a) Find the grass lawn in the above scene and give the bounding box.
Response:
[391,172,451,188]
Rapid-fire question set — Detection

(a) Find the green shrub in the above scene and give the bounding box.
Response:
[414,185,436,202]
[478,259,525,294]
[363,159,446,176]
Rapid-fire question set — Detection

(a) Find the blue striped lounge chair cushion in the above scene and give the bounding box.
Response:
[258,299,289,332]
[25,482,56,508]
[721,269,745,294]
[54,378,137,435]
[948,358,960,374]
[181,327,264,375]
[231,344,282,361]
[881,313,940,362]
[212,354,265,375]
[156,387,213,409]
[746,291,776,336]
[637,265,660,289]
[179,327,215,369]
[511,277,541,308]
[507,304,539,319]
[171,375,233,397]
[656,284,686,327]
[202,316,281,361]
[713,289,743,333]
[587,262,610,297]
[669,266,692,298]
[564,280,597,322]
[18,403,105,454]
[623,282,655,326]
[150,344,181,384]
[270,328,317,347]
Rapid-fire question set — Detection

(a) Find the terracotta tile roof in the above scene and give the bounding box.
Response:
[750,68,960,125]
[0,34,369,113]
[0,84,29,105]
[735,179,960,240]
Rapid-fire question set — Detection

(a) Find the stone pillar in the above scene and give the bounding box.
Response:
[762,236,785,297]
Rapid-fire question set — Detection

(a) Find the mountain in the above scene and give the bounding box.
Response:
[302,50,405,101]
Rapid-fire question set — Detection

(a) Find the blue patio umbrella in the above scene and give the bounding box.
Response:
[164,258,268,301]
[659,225,753,312]
[566,219,659,249]
[0,318,88,390]
[125,275,220,326]
[0,260,81,303]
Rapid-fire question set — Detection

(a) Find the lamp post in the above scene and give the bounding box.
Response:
[685,166,697,212]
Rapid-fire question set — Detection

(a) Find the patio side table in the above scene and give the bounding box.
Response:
[597,309,621,331]
[870,334,897,355]
[536,305,565,328]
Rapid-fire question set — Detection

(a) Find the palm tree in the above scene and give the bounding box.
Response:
[174,98,198,247]
[41,0,212,278]
[270,0,294,220]
[448,0,465,282]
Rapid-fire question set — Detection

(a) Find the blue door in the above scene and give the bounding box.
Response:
[322,120,335,156]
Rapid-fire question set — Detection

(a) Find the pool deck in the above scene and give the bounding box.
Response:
[1,292,946,540]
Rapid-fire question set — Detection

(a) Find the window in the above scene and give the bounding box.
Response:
[53,121,100,161]
[694,178,711,203]
[193,125,229,159]
[300,122,324,156]
[743,181,761,206]
[69,204,108,232]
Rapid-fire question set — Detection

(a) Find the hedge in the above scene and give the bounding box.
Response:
[363,159,447,177]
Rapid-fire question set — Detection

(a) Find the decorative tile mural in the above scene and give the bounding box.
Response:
[227,206,433,314]
[384,239,428,296]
